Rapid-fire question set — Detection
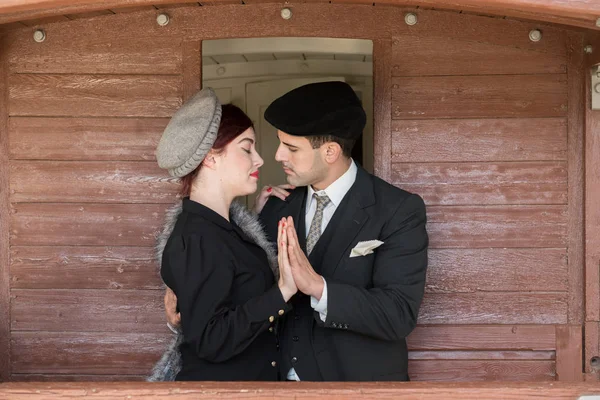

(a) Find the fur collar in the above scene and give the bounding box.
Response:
[147,199,277,381]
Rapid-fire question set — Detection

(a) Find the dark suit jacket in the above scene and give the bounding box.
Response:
[260,166,428,381]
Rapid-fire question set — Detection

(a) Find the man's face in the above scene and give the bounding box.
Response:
[274,130,328,187]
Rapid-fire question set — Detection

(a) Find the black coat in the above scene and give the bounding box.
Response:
[161,198,290,381]
[260,166,428,381]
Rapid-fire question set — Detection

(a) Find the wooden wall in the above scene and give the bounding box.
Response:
[0,3,590,381]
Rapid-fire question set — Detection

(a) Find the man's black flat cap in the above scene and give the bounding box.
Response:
[264,81,366,140]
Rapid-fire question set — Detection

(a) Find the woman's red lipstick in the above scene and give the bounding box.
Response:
[250,171,259,179]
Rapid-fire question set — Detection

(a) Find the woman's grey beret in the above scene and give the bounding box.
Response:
[156,88,222,178]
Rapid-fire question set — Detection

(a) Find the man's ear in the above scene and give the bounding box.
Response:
[323,142,342,164]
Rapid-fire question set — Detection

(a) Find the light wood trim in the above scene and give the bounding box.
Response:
[0,0,600,30]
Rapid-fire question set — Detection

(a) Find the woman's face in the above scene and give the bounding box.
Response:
[217,127,264,197]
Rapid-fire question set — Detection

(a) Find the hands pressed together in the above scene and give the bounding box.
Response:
[277,216,324,302]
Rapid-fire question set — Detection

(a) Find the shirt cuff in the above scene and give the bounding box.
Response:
[310,277,328,322]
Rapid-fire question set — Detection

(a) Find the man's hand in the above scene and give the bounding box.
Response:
[285,216,325,300]
[164,287,181,329]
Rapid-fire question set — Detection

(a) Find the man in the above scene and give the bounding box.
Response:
[166,81,428,381]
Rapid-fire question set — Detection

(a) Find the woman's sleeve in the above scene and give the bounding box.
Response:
[168,233,290,363]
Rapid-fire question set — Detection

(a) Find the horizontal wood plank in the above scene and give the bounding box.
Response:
[407,325,557,351]
[11,374,145,382]
[9,74,182,117]
[6,381,600,399]
[9,117,168,161]
[409,360,555,381]
[10,203,169,246]
[392,75,567,119]
[426,248,568,293]
[392,35,567,76]
[10,246,162,289]
[391,118,567,163]
[393,162,567,205]
[418,293,567,324]
[11,289,164,332]
[427,205,567,248]
[8,38,182,74]
[11,332,170,375]
[10,161,179,203]
[409,351,555,360]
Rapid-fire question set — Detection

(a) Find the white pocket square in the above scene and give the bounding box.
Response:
[350,240,384,258]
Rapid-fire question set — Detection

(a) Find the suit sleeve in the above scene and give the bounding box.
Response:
[167,234,289,363]
[321,194,428,341]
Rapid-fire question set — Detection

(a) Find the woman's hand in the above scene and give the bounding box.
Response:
[253,184,295,214]
[277,217,297,301]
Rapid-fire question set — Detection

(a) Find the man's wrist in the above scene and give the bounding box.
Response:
[310,275,325,300]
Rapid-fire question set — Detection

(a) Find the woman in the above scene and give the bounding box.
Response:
[150,88,296,381]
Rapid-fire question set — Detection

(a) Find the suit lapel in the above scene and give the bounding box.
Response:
[282,187,308,253]
[311,166,375,278]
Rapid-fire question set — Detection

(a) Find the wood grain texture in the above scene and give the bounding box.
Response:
[10,203,167,246]
[0,0,597,29]
[0,35,11,382]
[392,35,567,76]
[426,248,568,293]
[409,351,555,360]
[391,118,567,163]
[8,37,182,74]
[392,162,567,205]
[11,332,170,375]
[10,161,179,203]
[427,205,567,248]
[9,74,182,117]
[409,360,554,381]
[585,66,600,323]
[372,39,392,182]
[5,381,600,399]
[418,293,567,324]
[407,325,556,351]
[10,246,161,289]
[555,325,583,381]
[392,75,567,119]
[566,32,585,325]
[584,322,599,377]
[9,117,168,161]
[11,289,164,332]
[182,41,200,102]
[11,374,145,382]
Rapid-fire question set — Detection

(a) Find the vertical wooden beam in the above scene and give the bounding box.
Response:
[0,34,11,382]
[567,32,585,326]
[556,325,584,381]
[373,39,392,183]
[584,31,600,380]
[182,41,201,103]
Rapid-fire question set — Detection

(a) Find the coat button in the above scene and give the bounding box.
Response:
[269,316,274,323]
[269,327,274,333]
[271,361,277,367]
[293,336,299,342]
[291,357,298,364]
[278,309,285,316]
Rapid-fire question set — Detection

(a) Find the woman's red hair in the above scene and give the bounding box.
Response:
[179,104,253,197]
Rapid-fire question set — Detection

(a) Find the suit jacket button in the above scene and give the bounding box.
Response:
[293,336,299,342]
[269,327,274,333]
[278,309,285,316]
[291,357,298,364]
[269,316,275,323]
[332,322,338,328]
[271,361,277,367]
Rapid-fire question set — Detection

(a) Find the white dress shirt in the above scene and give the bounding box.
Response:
[287,159,358,381]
